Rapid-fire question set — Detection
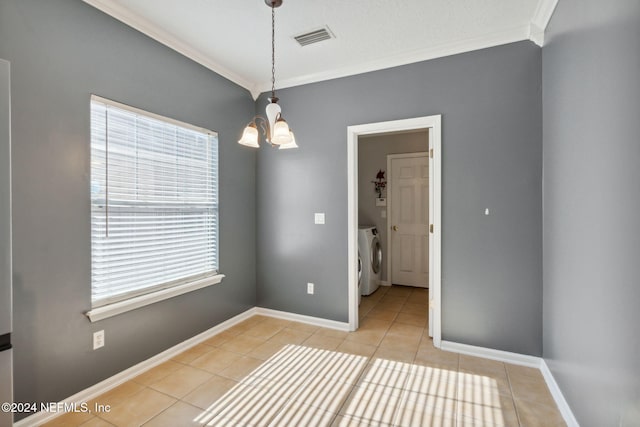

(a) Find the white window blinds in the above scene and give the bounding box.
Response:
[90,96,218,308]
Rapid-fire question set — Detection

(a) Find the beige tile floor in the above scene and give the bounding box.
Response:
[42,285,565,427]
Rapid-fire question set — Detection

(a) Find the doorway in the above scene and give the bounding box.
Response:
[347,115,442,348]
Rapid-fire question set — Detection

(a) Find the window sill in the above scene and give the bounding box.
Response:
[85,274,225,323]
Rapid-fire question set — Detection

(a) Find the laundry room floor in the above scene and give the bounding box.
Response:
[42,286,565,427]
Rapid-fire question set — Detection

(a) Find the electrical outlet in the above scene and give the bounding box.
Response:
[307,282,314,295]
[93,330,105,350]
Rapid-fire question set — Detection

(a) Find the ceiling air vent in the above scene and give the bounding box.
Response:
[294,27,334,47]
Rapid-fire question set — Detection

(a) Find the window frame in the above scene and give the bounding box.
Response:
[86,95,223,322]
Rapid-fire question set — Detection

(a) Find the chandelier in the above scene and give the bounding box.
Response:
[238,0,297,150]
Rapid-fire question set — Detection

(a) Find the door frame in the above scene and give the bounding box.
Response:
[347,115,442,348]
[386,152,429,289]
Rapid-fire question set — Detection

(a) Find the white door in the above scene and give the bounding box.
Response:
[389,153,429,288]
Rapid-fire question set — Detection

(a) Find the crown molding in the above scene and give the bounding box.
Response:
[84,0,556,96]
[529,23,545,47]
[529,0,560,46]
[255,25,531,94]
[249,87,262,101]
[82,0,255,94]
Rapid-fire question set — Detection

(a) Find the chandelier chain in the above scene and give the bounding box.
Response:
[271,3,276,98]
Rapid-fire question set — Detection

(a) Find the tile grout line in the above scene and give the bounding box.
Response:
[139,399,182,427]
[453,349,461,425]
[504,364,524,427]
[262,346,365,426]
[250,289,421,426]
[94,384,178,426]
[362,289,421,426]
[324,351,373,426]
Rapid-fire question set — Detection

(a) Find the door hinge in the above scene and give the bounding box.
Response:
[429,224,434,233]
[430,148,434,158]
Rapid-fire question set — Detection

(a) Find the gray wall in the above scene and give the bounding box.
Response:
[358,131,428,283]
[542,0,640,425]
[0,0,256,416]
[257,41,543,356]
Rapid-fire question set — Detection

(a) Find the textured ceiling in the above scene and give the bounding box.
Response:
[84,0,555,97]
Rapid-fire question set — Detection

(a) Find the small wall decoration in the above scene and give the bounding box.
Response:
[372,169,387,198]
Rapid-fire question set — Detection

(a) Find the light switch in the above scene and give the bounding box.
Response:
[485,208,490,215]
[314,213,325,224]
[381,210,387,218]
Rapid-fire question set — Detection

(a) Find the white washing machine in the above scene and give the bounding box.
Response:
[358,226,382,296]
[357,250,362,305]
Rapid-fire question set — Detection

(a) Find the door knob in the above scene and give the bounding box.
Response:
[392,225,398,231]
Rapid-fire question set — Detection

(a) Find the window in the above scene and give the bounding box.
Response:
[89,96,219,313]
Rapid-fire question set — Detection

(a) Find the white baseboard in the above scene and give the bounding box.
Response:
[379,281,391,287]
[540,359,580,427]
[254,307,350,331]
[440,340,579,427]
[15,307,259,427]
[440,340,541,368]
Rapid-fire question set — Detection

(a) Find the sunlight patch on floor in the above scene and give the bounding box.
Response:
[193,344,367,426]
[190,344,505,426]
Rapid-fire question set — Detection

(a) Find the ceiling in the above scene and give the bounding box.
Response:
[83,0,557,98]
